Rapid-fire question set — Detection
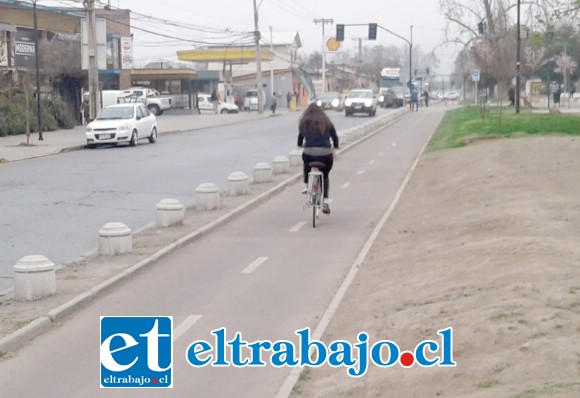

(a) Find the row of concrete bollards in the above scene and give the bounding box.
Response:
[11,109,407,301]
[11,155,296,302]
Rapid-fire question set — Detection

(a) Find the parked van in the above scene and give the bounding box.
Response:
[101,90,125,108]
[243,89,259,111]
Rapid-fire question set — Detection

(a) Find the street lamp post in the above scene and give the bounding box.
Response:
[410,25,413,96]
[376,24,412,98]
[32,0,43,140]
[516,0,521,113]
[253,0,263,113]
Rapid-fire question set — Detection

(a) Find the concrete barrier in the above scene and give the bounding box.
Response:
[196,182,220,210]
[99,222,133,255]
[289,149,302,167]
[156,198,185,227]
[14,255,56,301]
[253,163,273,183]
[228,171,250,196]
[272,156,290,174]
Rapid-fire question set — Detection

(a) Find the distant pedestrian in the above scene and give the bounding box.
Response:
[553,86,562,107]
[421,90,430,107]
[410,88,419,112]
[508,85,515,106]
[82,92,90,124]
[211,89,219,114]
[270,92,278,114]
[286,91,292,107]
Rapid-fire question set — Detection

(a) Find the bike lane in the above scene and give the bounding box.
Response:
[0,106,447,397]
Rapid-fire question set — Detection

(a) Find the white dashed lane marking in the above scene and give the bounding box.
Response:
[369,160,375,165]
[341,182,351,189]
[356,170,365,176]
[289,221,307,232]
[174,315,202,341]
[241,257,268,274]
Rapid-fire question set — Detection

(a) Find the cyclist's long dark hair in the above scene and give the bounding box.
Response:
[299,103,333,135]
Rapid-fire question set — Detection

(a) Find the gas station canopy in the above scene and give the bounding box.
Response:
[177,48,274,64]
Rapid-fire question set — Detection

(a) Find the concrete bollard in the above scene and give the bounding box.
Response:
[195,182,220,210]
[156,198,185,227]
[228,171,250,196]
[99,222,133,255]
[253,163,273,183]
[289,149,303,167]
[338,131,350,146]
[14,255,56,301]
[272,156,290,174]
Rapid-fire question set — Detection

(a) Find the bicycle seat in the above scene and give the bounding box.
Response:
[308,161,326,169]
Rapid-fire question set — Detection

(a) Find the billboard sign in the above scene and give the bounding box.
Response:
[14,29,36,69]
[81,18,107,70]
[380,67,401,81]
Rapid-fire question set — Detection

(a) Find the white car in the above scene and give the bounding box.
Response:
[343,89,378,117]
[444,91,459,100]
[197,93,239,114]
[86,103,157,148]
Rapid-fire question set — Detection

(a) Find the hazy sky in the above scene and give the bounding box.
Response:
[88,0,458,73]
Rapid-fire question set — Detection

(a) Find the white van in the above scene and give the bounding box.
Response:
[243,89,259,111]
[101,90,125,108]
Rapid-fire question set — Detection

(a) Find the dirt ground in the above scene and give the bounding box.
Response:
[2,135,580,398]
[290,135,580,398]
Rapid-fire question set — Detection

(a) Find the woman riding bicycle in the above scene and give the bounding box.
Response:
[297,102,339,214]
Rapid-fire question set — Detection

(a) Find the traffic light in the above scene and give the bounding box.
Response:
[368,23,377,40]
[336,24,345,41]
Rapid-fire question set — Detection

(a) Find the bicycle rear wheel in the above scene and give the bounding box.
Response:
[312,176,321,228]
[312,195,319,228]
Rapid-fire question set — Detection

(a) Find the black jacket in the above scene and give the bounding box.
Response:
[297,125,339,149]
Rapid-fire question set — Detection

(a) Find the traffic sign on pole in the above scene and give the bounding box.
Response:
[472,69,480,82]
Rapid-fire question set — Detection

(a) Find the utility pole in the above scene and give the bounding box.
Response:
[269,26,274,100]
[32,0,43,140]
[351,37,368,62]
[84,0,100,121]
[515,0,521,114]
[313,18,333,94]
[253,0,264,113]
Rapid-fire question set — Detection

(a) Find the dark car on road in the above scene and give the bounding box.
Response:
[378,88,401,108]
[316,92,344,111]
[389,86,406,108]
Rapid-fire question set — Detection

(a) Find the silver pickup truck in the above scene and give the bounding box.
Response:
[120,87,172,116]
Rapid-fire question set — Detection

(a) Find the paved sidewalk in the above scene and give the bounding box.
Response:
[0,111,278,163]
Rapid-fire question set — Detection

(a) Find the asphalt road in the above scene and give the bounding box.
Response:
[0,108,394,293]
[0,106,446,397]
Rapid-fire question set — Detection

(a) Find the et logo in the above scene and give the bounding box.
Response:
[100,316,173,388]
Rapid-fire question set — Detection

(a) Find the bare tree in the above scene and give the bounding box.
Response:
[40,37,82,81]
[440,0,531,98]
[306,52,322,73]
[554,51,577,91]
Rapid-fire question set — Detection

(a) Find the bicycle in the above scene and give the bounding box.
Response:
[305,161,325,228]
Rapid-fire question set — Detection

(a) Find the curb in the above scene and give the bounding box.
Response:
[0,109,408,354]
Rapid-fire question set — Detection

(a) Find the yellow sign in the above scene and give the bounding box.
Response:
[326,38,340,52]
